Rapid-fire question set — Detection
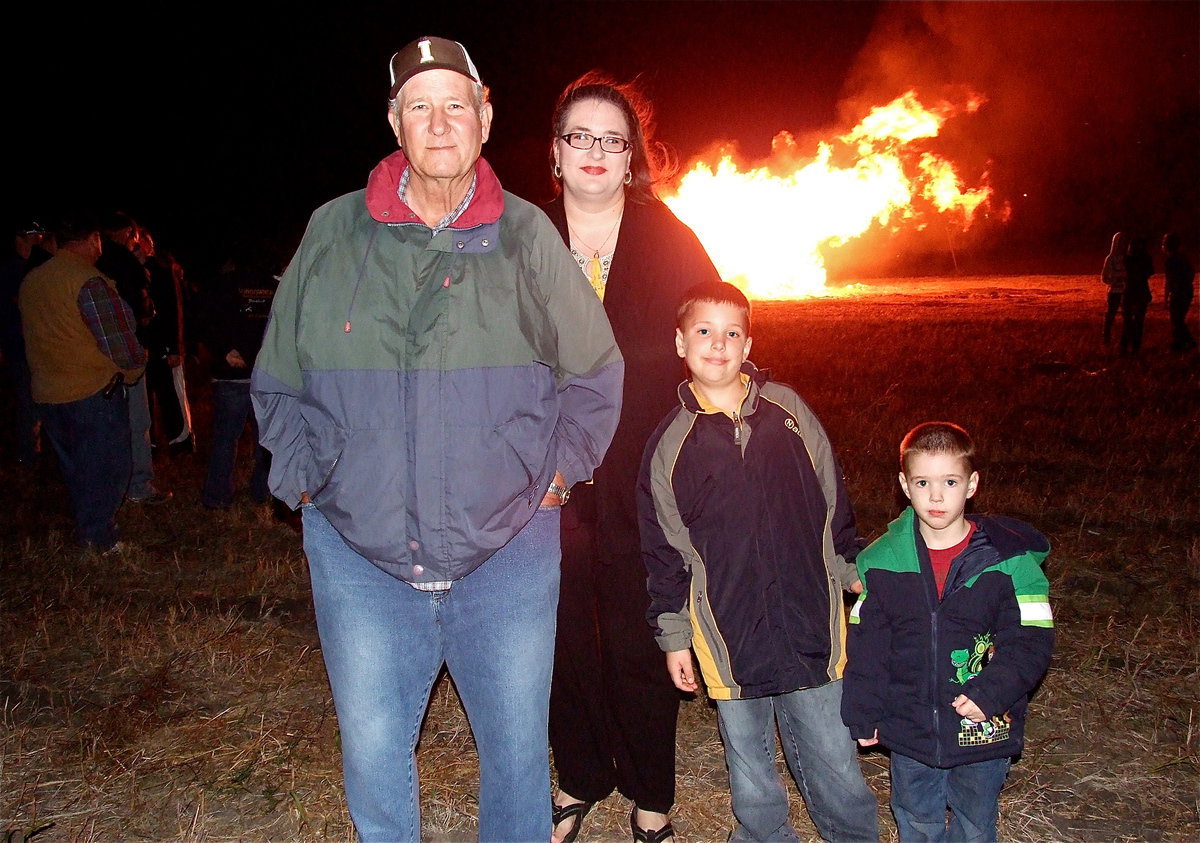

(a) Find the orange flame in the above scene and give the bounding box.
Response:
[661,91,994,298]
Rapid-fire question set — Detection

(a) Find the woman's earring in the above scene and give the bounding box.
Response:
[554,164,562,179]
[624,171,632,186]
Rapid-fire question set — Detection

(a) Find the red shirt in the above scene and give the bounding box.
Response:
[929,523,976,598]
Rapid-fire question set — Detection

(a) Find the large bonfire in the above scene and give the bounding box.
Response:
[662,91,1002,298]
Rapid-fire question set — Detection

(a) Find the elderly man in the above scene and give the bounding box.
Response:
[251,36,623,842]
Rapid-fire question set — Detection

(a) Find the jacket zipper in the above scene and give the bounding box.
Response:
[931,602,942,766]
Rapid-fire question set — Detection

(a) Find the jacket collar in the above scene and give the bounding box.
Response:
[676,360,769,415]
[364,149,505,229]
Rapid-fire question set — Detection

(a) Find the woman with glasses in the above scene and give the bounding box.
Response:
[544,70,721,843]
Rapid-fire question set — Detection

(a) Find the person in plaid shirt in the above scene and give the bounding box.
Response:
[20,209,148,553]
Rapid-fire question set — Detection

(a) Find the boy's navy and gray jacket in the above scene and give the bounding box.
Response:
[638,362,864,701]
[841,508,1054,768]
[251,150,623,586]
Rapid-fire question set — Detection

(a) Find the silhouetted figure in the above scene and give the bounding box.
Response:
[19,210,148,552]
[134,223,194,454]
[1121,235,1154,356]
[1162,233,1196,352]
[96,211,169,503]
[1101,231,1128,346]
[1,219,47,468]
[196,243,276,509]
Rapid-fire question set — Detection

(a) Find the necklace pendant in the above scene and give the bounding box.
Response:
[588,254,603,286]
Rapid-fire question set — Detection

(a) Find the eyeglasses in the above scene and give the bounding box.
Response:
[559,132,631,153]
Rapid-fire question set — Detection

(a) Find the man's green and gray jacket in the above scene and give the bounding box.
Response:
[252,150,623,585]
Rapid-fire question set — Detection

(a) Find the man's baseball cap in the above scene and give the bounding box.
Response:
[389,36,480,99]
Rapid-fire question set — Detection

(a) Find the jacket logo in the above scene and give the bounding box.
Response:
[950,632,994,685]
[784,418,803,437]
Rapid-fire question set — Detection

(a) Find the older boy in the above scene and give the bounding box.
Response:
[842,422,1054,842]
[638,280,878,842]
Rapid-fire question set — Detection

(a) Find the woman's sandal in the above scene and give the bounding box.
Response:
[551,799,594,843]
[630,805,675,843]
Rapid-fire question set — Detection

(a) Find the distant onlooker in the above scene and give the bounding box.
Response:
[97,212,169,503]
[1,219,48,469]
[196,243,277,510]
[1161,233,1196,353]
[134,223,195,455]
[1121,235,1154,357]
[19,210,148,552]
[1100,231,1128,346]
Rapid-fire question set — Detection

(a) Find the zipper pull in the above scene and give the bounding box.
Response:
[733,412,742,446]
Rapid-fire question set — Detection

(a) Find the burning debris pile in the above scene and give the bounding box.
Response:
[663,91,1003,298]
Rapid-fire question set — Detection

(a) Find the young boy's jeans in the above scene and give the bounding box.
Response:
[889,751,1010,842]
[715,680,879,842]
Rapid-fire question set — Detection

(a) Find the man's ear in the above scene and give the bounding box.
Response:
[480,101,494,144]
[387,109,402,147]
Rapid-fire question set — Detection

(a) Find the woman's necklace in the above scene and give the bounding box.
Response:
[568,211,623,296]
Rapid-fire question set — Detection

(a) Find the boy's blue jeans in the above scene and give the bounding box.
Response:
[715,680,879,842]
[889,751,1009,842]
[303,503,561,843]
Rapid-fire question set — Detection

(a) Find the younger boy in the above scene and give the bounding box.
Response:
[638,280,879,842]
[841,422,1054,842]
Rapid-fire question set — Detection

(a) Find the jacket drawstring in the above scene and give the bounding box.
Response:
[344,223,381,333]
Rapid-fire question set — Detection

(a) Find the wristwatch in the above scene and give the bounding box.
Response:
[547,480,571,504]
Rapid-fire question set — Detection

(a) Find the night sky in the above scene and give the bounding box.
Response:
[6,1,1197,281]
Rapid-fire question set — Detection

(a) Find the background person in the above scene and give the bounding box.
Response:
[1,219,48,469]
[251,36,623,843]
[19,209,148,553]
[97,211,169,503]
[842,421,1054,842]
[542,70,721,843]
[196,240,276,510]
[133,223,194,455]
[1100,231,1128,346]
[639,281,878,843]
[1161,232,1196,352]
[1120,234,1154,357]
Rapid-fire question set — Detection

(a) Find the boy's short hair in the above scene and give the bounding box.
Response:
[676,280,751,333]
[900,421,975,475]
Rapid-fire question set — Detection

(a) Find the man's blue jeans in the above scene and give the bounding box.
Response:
[39,387,131,550]
[202,379,269,508]
[304,503,561,843]
[716,680,879,842]
[889,751,1009,842]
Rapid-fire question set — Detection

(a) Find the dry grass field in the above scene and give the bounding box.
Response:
[1,275,1197,842]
